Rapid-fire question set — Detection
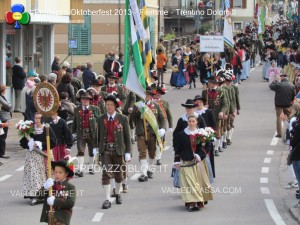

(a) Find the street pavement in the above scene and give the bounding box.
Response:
[0,64,300,225]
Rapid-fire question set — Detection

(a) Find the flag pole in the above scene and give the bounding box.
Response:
[45,124,54,224]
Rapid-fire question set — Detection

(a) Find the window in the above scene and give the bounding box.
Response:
[149,16,156,55]
[233,22,243,32]
[68,15,91,55]
[230,0,247,9]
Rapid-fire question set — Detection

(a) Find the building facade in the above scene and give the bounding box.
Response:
[0,0,83,103]
[54,0,159,73]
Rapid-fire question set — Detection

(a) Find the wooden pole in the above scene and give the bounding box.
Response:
[45,124,54,224]
[143,117,148,141]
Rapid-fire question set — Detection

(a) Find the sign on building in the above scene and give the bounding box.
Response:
[68,38,78,49]
[199,36,224,52]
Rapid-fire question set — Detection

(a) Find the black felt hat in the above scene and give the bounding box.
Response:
[51,160,74,177]
[181,99,197,108]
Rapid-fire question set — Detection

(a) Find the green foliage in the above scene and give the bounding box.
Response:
[194,23,213,35]
[163,32,177,40]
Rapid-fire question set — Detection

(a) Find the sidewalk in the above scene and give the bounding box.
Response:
[280,141,300,223]
[6,112,25,153]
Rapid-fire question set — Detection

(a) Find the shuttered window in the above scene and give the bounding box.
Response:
[149,16,156,57]
[68,15,91,55]
[230,0,247,8]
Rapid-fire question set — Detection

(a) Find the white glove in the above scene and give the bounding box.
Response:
[43,178,54,190]
[125,153,131,162]
[128,108,133,113]
[72,134,77,139]
[47,196,55,206]
[137,101,145,109]
[168,128,174,132]
[65,148,71,154]
[93,148,98,157]
[158,128,166,137]
[194,154,201,162]
[34,141,42,150]
[28,138,34,151]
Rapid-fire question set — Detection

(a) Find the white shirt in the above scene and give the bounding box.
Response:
[82,105,89,110]
[107,111,117,120]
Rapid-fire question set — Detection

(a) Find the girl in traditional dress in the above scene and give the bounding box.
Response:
[174,114,213,212]
[22,112,56,205]
[47,108,73,161]
[170,49,186,89]
[267,60,281,84]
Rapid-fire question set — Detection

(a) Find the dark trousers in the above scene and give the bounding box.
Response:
[189,72,196,85]
[101,150,124,185]
[0,127,8,156]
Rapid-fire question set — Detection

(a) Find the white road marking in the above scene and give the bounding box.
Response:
[15,166,24,171]
[267,150,274,155]
[0,175,12,182]
[130,173,141,181]
[264,158,272,164]
[260,187,270,194]
[264,199,287,225]
[261,167,269,174]
[92,212,104,222]
[270,135,278,146]
[260,177,269,184]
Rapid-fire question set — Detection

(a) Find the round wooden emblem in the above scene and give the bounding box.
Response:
[33,83,59,116]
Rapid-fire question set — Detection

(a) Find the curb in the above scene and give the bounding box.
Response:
[289,208,300,223]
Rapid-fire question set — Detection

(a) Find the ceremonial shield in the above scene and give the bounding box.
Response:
[33,83,59,116]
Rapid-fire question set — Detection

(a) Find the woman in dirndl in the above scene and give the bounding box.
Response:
[174,114,213,212]
[170,49,186,89]
[46,107,73,161]
[22,112,56,205]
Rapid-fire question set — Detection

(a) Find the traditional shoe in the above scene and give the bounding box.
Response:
[116,195,122,204]
[156,160,161,165]
[194,84,196,88]
[30,199,43,206]
[222,142,227,149]
[214,150,220,156]
[0,155,10,159]
[285,181,298,189]
[111,188,117,197]
[218,147,223,152]
[89,169,95,175]
[131,138,135,145]
[0,162,3,166]
[75,171,84,177]
[122,184,128,193]
[275,135,282,138]
[138,175,148,182]
[147,170,154,179]
[227,139,232,145]
[102,200,111,209]
[189,86,192,89]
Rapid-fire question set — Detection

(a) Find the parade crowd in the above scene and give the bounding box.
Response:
[1,13,300,224]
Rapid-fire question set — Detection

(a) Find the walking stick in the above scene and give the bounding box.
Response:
[45,124,54,225]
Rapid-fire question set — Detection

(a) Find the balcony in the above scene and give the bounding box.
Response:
[164,6,213,20]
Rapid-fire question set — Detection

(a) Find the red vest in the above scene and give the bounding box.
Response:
[106,119,115,143]
[80,108,92,129]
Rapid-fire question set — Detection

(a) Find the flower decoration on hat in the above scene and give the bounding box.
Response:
[67,161,75,173]
[5,4,31,29]
[110,91,122,107]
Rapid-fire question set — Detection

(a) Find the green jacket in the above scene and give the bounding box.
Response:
[40,180,76,225]
[72,105,100,140]
[222,85,235,114]
[202,88,228,120]
[157,99,173,128]
[232,85,241,111]
[131,101,166,136]
[122,91,136,116]
[94,113,132,156]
